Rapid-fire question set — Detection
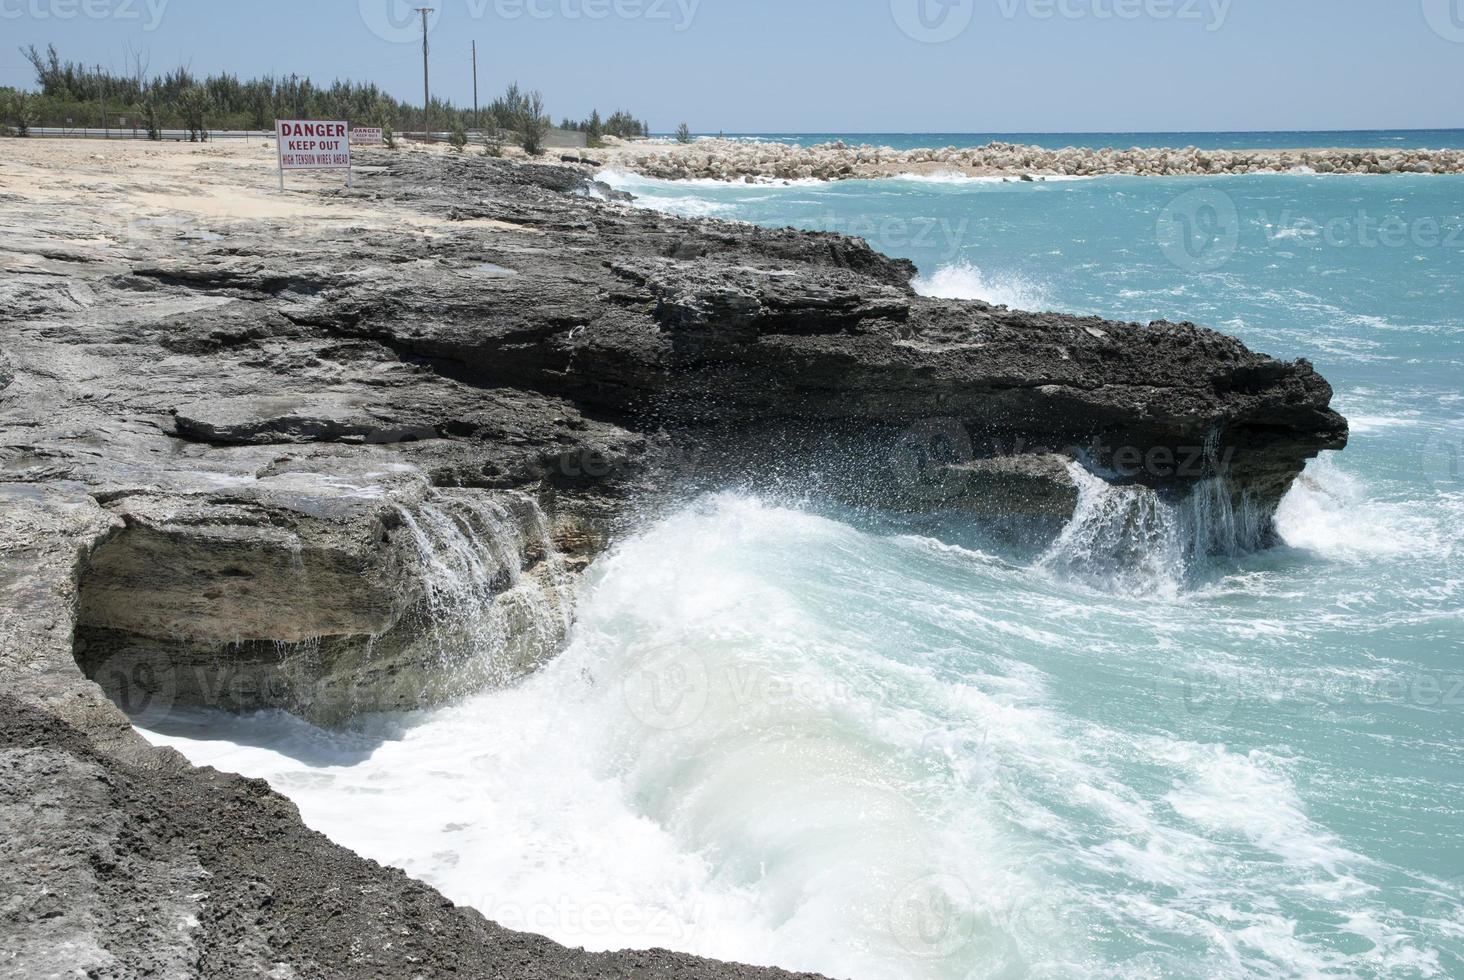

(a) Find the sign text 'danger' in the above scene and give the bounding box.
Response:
[276,120,351,171]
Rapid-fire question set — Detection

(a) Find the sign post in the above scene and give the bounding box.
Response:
[275,120,353,191]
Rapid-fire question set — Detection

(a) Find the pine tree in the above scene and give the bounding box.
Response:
[518,89,548,156]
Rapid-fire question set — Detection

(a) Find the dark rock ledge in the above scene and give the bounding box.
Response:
[0,152,1347,978]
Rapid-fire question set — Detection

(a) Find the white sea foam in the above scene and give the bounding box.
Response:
[140,496,1079,980]
[597,167,832,190]
[889,171,1009,185]
[139,491,1457,979]
[1276,455,1454,561]
[1163,743,1359,873]
[911,259,1054,311]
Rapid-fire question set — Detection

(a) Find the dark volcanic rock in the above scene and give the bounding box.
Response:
[0,146,1347,977]
[0,696,821,980]
[331,155,1344,514]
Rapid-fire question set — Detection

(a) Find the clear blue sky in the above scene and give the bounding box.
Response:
[2,0,1459,132]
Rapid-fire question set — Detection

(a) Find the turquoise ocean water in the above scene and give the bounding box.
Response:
[143,153,1464,978]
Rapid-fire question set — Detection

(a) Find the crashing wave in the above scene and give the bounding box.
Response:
[1040,464,1270,596]
[911,259,1055,311]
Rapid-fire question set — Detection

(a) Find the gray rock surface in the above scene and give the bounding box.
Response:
[0,145,1347,977]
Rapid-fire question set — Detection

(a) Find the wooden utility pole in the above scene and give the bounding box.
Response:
[472,41,479,131]
[417,8,433,135]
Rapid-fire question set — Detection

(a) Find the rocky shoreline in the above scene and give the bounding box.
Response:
[599,137,1464,181]
[0,139,1346,977]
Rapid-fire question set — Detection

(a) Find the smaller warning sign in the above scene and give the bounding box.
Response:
[351,127,384,145]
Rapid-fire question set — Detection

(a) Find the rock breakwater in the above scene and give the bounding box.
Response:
[607,137,1464,182]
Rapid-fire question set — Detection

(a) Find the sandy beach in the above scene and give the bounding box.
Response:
[0,137,514,239]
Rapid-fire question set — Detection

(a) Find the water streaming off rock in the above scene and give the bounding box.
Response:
[395,491,575,691]
[1039,465,1272,597]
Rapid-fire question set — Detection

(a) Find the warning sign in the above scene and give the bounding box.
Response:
[276,120,351,170]
[351,127,384,145]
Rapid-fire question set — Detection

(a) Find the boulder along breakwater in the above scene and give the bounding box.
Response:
[602,136,1464,181]
[0,139,1346,977]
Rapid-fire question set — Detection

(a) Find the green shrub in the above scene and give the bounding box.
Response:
[486,82,548,157]
[371,99,396,149]
[675,123,692,144]
[11,93,34,136]
[520,125,544,156]
[448,120,467,152]
[177,85,209,141]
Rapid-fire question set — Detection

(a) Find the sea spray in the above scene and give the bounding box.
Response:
[142,484,1462,979]
[1040,464,1273,594]
[1040,464,1189,595]
[911,259,1055,311]
[395,491,574,691]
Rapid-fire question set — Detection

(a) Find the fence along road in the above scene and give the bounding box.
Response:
[22,127,593,148]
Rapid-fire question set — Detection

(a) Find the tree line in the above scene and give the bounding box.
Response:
[1,44,656,154]
[559,109,652,143]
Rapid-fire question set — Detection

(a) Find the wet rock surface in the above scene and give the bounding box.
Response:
[0,144,1347,977]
